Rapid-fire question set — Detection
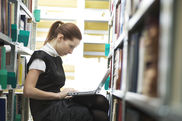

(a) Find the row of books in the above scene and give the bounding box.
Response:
[108,11,159,98]
[109,0,114,15]
[21,0,33,13]
[113,48,123,90]
[108,0,127,53]
[127,14,159,97]
[0,46,27,90]
[114,0,126,39]
[0,0,32,47]
[0,94,29,121]
[110,98,123,121]
[0,0,15,37]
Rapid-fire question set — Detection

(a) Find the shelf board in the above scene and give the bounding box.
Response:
[125,92,162,117]
[165,108,182,121]
[128,0,155,31]
[107,52,112,59]
[112,90,124,99]
[16,43,33,55]
[3,89,23,94]
[84,30,108,35]
[19,0,33,19]
[114,32,126,49]
[109,12,114,26]
[0,32,14,46]
[107,49,113,59]
[114,0,120,6]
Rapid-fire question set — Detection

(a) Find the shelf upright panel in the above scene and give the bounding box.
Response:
[7,90,15,121]
[158,0,174,105]
[128,0,155,31]
[162,0,182,121]
[0,32,17,73]
[120,38,128,92]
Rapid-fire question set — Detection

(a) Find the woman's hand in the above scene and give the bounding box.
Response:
[57,88,77,99]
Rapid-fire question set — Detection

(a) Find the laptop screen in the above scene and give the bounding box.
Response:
[95,69,110,93]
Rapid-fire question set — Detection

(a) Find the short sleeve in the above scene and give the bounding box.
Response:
[29,59,46,72]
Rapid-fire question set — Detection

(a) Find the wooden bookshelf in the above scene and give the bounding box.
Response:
[16,43,33,55]
[128,0,156,31]
[19,0,33,19]
[0,33,14,46]
[125,92,162,117]
[112,90,124,99]
[107,0,181,121]
[0,0,36,120]
[114,32,126,50]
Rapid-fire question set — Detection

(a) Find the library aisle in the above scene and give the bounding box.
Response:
[0,0,182,121]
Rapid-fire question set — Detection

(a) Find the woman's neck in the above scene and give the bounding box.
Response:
[48,39,57,50]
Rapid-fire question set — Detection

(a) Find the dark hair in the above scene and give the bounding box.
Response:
[44,21,82,45]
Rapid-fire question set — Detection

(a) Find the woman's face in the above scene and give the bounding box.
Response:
[56,35,80,56]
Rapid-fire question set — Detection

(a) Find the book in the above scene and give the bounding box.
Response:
[17,56,27,87]
[0,47,7,89]
[117,99,122,121]
[0,0,1,32]
[142,16,159,97]
[113,48,123,90]
[111,99,118,121]
[0,47,1,69]
[128,32,140,92]
[137,30,145,94]
[0,96,7,121]
[10,2,15,25]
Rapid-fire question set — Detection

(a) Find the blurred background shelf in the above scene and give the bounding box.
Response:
[112,90,124,99]
[16,43,33,55]
[0,32,14,46]
[128,0,156,31]
[114,32,126,50]
[19,0,33,19]
[125,92,162,117]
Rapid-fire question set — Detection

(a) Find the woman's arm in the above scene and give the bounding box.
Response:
[23,69,75,100]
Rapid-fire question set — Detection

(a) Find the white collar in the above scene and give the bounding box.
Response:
[40,43,60,57]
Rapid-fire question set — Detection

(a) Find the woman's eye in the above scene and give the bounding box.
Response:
[70,45,74,49]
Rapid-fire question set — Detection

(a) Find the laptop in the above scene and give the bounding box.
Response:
[67,69,110,96]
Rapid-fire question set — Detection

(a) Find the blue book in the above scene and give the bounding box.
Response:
[0,96,7,121]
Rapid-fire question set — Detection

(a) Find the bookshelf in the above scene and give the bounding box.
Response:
[0,0,36,121]
[107,0,182,121]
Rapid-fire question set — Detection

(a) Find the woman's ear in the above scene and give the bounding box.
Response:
[57,34,64,42]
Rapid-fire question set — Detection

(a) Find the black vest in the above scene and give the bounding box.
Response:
[27,50,65,119]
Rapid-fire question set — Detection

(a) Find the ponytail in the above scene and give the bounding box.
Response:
[44,21,64,45]
[44,21,82,45]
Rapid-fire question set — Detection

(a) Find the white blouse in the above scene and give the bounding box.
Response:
[29,43,60,72]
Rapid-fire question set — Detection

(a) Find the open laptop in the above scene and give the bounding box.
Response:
[67,69,110,96]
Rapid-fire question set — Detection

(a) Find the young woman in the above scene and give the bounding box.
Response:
[23,21,109,121]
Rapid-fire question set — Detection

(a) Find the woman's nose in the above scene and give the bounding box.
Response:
[68,49,73,54]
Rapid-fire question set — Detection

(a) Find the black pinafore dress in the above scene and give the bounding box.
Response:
[27,51,93,121]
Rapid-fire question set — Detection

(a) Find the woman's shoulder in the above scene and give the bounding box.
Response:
[32,50,48,56]
[30,50,51,61]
